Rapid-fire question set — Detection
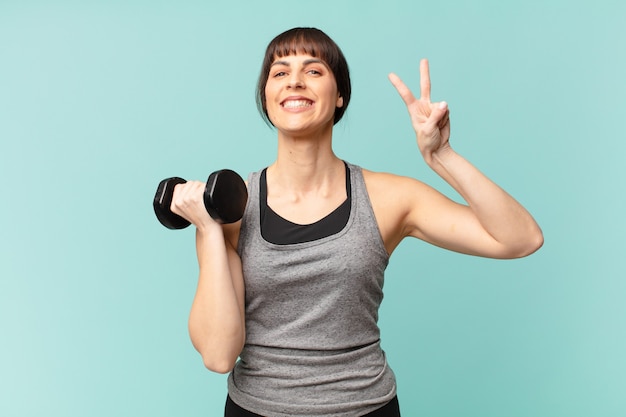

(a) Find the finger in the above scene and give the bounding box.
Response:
[172,182,185,202]
[170,183,185,214]
[388,72,417,106]
[172,181,202,208]
[437,103,449,129]
[420,59,431,101]
[437,101,450,128]
[427,101,448,129]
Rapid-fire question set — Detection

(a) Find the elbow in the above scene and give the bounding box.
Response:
[202,355,237,374]
[509,228,544,259]
[194,337,243,374]
[189,322,244,374]
[525,226,544,256]
[532,229,545,253]
[198,343,241,374]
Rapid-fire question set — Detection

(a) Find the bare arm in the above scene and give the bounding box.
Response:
[171,181,245,373]
[386,60,543,259]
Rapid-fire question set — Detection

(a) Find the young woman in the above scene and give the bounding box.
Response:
[171,27,543,417]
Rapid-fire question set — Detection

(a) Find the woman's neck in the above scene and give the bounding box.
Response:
[269,129,344,195]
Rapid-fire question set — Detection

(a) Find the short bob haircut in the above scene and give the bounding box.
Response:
[256,27,351,126]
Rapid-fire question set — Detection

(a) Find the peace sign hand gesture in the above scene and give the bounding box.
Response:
[388,59,451,164]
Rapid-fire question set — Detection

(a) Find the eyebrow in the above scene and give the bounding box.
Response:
[270,58,327,68]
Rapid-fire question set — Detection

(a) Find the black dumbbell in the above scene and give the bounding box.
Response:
[153,169,248,229]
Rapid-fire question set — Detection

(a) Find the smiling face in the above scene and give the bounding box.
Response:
[256,28,351,127]
[264,54,343,136]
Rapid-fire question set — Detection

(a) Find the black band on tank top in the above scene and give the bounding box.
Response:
[260,162,351,245]
[225,395,401,417]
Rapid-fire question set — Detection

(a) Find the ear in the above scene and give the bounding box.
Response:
[336,95,344,108]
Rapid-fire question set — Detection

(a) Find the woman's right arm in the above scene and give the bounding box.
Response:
[171,181,246,374]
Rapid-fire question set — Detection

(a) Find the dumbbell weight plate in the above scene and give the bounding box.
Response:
[153,177,192,230]
[204,169,248,224]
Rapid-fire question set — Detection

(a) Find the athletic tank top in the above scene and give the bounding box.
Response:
[228,162,396,417]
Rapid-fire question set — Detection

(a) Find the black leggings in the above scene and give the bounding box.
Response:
[224,395,401,417]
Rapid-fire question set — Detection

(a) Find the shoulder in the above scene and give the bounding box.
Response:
[361,168,437,205]
[360,168,440,254]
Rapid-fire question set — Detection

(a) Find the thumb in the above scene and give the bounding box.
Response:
[424,101,448,131]
[430,101,448,122]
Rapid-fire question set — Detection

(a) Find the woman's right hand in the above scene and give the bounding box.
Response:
[170,181,219,232]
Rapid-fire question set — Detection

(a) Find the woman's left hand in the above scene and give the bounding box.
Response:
[388,59,450,163]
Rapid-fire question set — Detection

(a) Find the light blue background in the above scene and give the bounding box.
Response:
[1,1,625,416]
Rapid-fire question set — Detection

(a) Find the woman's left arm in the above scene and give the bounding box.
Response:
[387,59,543,259]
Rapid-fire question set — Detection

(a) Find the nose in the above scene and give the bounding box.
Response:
[287,73,304,89]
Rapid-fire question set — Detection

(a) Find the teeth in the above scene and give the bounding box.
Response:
[283,100,312,109]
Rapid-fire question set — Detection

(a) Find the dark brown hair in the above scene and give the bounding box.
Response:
[256,27,351,126]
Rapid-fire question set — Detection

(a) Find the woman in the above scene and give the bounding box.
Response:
[171,27,543,417]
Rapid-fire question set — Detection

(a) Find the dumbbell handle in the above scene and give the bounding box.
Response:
[153,169,248,230]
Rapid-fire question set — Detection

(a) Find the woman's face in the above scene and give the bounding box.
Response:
[264,53,343,136]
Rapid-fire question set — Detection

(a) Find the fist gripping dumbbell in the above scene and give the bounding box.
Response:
[153,169,248,229]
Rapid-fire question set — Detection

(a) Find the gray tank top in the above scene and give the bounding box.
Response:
[228,162,396,417]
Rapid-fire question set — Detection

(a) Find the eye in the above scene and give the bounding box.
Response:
[306,69,322,76]
[273,71,287,78]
